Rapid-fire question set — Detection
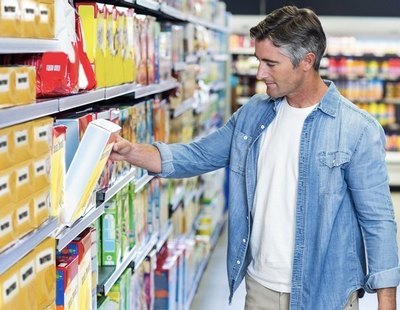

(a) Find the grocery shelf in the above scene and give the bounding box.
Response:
[386,152,400,164]
[97,245,137,294]
[210,81,226,92]
[58,89,105,111]
[156,222,173,252]
[97,169,137,203]
[230,48,255,55]
[185,218,225,310]
[0,98,59,129]
[186,14,229,33]
[56,204,105,251]
[170,185,185,213]
[0,217,58,275]
[160,3,187,20]
[237,96,251,106]
[185,256,208,310]
[0,38,61,54]
[172,97,196,118]
[105,83,141,100]
[173,61,187,72]
[135,0,160,11]
[185,54,198,64]
[134,174,154,193]
[134,233,158,270]
[213,54,230,62]
[134,79,179,99]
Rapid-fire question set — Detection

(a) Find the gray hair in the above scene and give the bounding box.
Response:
[250,6,326,71]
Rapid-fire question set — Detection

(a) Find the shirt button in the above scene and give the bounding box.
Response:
[242,239,246,243]
[246,216,249,220]
[260,125,265,129]
[332,160,336,165]
[237,260,240,265]
[243,135,248,140]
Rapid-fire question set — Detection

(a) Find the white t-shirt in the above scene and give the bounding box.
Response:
[247,97,318,293]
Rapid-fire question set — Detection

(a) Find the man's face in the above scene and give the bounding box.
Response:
[254,39,305,99]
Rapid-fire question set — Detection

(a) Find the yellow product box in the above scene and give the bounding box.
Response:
[20,0,39,38]
[123,8,135,83]
[0,67,16,109]
[35,237,56,310]
[13,66,36,105]
[58,228,92,309]
[0,125,14,170]
[32,152,51,192]
[11,121,31,163]
[113,6,125,86]
[0,0,21,37]
[32,185,50,228]
[63,119,120,226]
[76,2,106,88]
[0,166,14,206]
[14,195,33,238]
[104,4,116,87]
[0,263,20,309]
[13,159,33,203]
[0,202,16,252]
[18,251,37,310]
[51,125,66,222]
[30,116,53,157]
[37,1,54,38]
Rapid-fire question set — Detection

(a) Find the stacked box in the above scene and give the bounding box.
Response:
[56,255,79,310]
[101,198,121,266]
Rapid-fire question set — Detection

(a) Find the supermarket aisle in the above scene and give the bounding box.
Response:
[191,225,246,310]
[191,192,400,310]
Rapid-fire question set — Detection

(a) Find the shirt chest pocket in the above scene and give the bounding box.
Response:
[230,131,253,175]
[319,151,351,194]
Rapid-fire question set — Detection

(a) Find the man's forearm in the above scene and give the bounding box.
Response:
[377,287,396,310]
[125,143,162,174]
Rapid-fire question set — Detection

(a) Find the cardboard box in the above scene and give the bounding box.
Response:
[59,228,92,310]
[11,121,31,164]
[20,0,39,38]
[14,195,33,239]
[32,152,51,192]
[0,67,16,108]
[155,253,178,310]
[76,2,106,88]
[0,202,16,252]
[19,251,37,309]
[0,127,14,170]
[55,112,95,170]
[51,125,66,222]
[123,8,135,83]
[0,0,21,37]
[101,198,121,266]
[104,4,116,87]
[30,117,53,157]
[56,255,79,310]
[0,263,20,309]
[35,237,56,309]
[0,166,14,207]
[37,1,55,38]
[32,185,50,228]
[63,118,120,225]
[13,66,36,105]
[13,159,33,202]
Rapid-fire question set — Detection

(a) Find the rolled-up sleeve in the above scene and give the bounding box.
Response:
[346,119,400,292]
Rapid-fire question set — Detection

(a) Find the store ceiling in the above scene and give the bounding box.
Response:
[222,0,400,17]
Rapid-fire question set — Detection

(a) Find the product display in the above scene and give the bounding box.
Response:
[0,0,229,309]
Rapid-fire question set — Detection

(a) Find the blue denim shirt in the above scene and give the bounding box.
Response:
[153,81,400,309]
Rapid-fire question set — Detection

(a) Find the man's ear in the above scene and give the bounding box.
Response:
[302,52,316,71]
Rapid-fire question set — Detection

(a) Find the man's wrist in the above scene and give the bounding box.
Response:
[377,287,396,310]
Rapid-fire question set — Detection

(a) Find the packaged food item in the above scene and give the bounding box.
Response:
[13,159,33,202]
[0,201,16,252]
[51,125,66,222]
[0,67,16,108]
[56,255,79,310]
[32,152,51,192]
[14,195,33,239]
[0,262,20,309]
[30,117,53,157]
[32,185,50,228]
[37,0,55,38]
[13,66,36,105]
[11,121,31,163]
[20,0,39,38]
[0,125,14,170]
[19,251,37,309]
[0,0,21,37]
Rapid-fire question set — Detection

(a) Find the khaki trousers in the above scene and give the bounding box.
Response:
[244,275,359,310]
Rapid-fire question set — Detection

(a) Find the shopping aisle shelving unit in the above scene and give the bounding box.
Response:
[0,217,58,275]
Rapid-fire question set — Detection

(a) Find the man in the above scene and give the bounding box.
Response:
[110,6,400,309]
